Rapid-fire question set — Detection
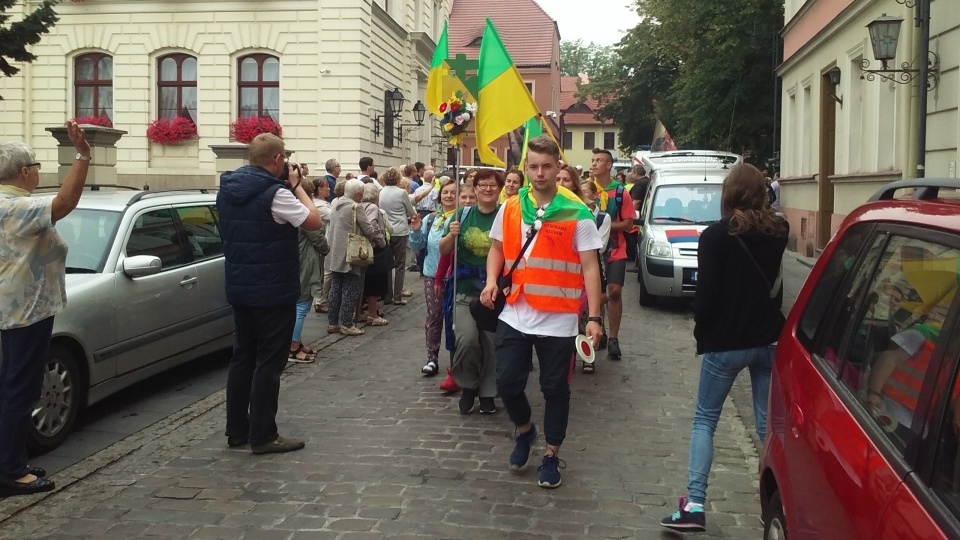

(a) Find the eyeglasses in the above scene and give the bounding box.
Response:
[528,206,545,239]
[25,162,41,171]
[476,183,500,192]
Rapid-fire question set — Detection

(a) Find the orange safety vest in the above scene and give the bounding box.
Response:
[502,197,583,313]
[882,339,946,412]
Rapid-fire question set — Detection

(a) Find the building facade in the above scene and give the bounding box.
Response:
[558,75,625,169]
[447,0,561,169]
[1,0,449,188]
[778,0,958,256]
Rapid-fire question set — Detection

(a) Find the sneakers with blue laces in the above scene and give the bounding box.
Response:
[660,496,706,532]
[509,424,537,470]
[537,454,566,489]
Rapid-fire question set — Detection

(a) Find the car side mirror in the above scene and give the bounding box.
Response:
[122,255,162,277]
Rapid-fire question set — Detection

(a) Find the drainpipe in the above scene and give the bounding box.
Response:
[916,0,931,178]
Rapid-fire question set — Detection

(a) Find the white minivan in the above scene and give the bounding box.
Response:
[636,151,742,305]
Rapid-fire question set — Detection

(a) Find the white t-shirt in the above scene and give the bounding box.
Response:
[271,188,310,227]
[489,202,603,337]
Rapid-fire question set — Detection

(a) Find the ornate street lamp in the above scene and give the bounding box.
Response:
[866,15,904,70]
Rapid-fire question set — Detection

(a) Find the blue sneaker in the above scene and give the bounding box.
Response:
[537,454,566,489]
[660,496,706,532]
[509,424,537,470]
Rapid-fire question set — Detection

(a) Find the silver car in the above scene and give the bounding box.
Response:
[5,189,234,452]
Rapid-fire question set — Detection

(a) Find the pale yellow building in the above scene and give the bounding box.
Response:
[558,75,626,169]
[778,0,958,256]
[1,0,450,188]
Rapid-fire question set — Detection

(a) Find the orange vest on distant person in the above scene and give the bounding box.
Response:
[502,197,582,313]
[883,340,938,412]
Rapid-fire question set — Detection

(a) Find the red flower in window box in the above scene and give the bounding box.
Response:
[146,117,198,145]
[72,115,113,128]
[229,117,282,145]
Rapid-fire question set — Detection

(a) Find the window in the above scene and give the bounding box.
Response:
[525,82,533,95]
[562,131,573,150]
[56,209,121,273]
[75,53,113,121]
[175,206,222,260]
[583,132,595,149]
[238,54,279,120]
[473,148,481,166]
[828,233,960,453]
[931,335,960,520]
[126,209,187,269]
[604,132,615,150]
[158,54,198,122]
[799,224,877,352]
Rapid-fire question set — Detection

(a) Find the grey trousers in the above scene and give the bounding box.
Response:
[317,269,332,307]
[387,235,408,302]
[451,294,497,398]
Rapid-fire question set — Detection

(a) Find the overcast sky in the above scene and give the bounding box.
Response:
[534,0,641,47]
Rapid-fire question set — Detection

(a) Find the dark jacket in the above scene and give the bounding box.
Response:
[693,217,788,354]
[324,174,337,202]
[217,165,300,308]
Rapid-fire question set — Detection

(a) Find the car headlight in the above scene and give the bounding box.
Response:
[646,239,673,258]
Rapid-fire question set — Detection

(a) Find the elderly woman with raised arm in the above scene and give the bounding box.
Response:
[0,121,90,497]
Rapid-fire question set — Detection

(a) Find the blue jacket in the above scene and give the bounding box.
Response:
[217,165,299,308]
[324,174,337,202]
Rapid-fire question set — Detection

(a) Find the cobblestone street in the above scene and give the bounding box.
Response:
[0,257,814,539]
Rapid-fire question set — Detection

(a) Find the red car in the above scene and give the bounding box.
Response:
[760,179,960,539]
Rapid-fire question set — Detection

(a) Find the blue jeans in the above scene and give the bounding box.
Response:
[687,345,774,505]
[292,300,311,343]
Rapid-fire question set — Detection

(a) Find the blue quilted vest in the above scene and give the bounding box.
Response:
[217,165,299,308]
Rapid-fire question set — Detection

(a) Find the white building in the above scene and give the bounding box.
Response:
[0,0,449,188]
[777,0,957,256]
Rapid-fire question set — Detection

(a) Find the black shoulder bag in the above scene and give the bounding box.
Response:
[469,223,540,332]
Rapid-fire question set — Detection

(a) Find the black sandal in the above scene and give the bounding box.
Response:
[582,362,595,374]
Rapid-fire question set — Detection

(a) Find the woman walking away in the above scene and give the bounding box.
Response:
[439,168,503,415]
[290,181,329,363]
[661,164,788,533]
[357,183,391,326]
[326,179,384,336]
[409,177,457,376]
[0,121,90,497]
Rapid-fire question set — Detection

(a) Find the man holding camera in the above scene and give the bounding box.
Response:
[217,133,321,455]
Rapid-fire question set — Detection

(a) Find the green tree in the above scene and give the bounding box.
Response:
[582,0,783,164]
[560,39,615,77]
[1,0,60,101]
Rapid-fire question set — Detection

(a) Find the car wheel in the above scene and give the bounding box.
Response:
[28,343,81,454]
[763,491,788,540]
[638,270,657,307]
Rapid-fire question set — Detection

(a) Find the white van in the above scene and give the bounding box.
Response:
[636,150,742,305]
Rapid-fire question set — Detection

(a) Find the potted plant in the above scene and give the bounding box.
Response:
[229,116,282,144]
[72,115,113,128]
[146,117,198,145]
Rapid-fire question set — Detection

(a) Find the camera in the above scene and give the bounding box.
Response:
[280,161,300,184]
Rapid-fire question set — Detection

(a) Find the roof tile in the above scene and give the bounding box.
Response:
[449,0,559,67]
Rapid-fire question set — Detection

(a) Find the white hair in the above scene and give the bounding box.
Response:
[361,183,379,203]
[0,142,36,182]
[343,178,365,199]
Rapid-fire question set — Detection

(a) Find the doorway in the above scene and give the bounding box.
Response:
[817,70,838,249]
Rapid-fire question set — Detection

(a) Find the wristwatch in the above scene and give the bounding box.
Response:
[75,153,91,161]
[587,316,603,325]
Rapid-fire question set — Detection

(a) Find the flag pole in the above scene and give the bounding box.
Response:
[537,113,570,165]
[451,144,459,332]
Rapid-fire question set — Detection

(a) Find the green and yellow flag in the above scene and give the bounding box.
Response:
[476,18,540,167]
[519,115,543,169]
[426,22,470,116]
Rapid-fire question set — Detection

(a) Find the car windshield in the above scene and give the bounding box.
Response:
[55,209,122,273]
[650,184,722,225]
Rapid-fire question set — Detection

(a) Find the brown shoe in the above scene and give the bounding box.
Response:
[250,436,305,455]
[326,325,341,334]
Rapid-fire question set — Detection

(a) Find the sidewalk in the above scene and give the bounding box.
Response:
[0,272,768,539]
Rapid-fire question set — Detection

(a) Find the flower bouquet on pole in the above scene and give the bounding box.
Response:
[438,91,476,147]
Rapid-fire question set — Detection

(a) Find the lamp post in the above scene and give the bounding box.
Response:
[397,100,428,144]
[373,88,406,139]
[859,2,939,178]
